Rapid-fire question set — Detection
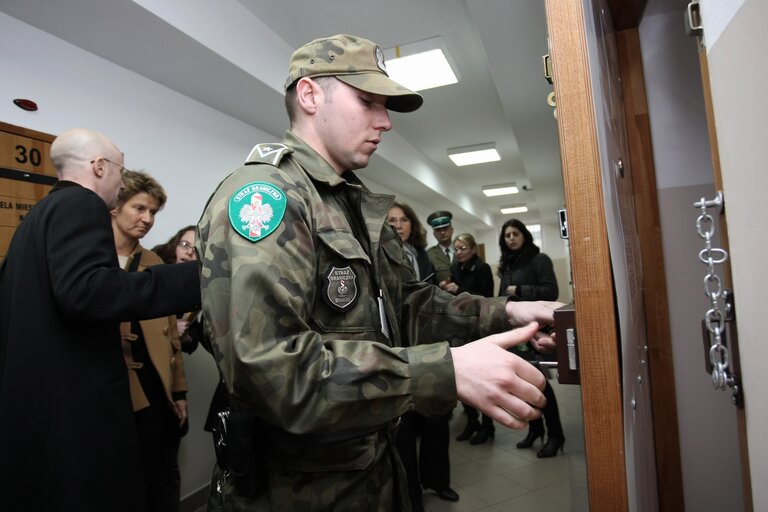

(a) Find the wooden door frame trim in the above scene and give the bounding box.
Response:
[544,1,628,510]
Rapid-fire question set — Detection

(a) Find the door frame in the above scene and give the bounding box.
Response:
[543,1,684,510]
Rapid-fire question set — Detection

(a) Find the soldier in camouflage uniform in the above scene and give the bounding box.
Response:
[197,34,562,512]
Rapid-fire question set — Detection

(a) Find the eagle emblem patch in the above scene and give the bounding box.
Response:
[228,181,287,242]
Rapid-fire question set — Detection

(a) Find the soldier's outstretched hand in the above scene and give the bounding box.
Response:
[451,322,547,430]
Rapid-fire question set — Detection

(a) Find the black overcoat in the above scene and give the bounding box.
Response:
[0,181,200,511]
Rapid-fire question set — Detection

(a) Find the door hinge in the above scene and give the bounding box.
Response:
[685,1,703,38]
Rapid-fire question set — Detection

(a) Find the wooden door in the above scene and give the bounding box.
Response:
[0,122,56,259]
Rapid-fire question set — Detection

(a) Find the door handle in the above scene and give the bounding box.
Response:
[552,303,580,384]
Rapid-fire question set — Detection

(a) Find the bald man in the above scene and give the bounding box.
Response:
[0,129,200,512]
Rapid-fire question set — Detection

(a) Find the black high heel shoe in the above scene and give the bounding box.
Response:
[516,428,545,449]
[456,419,480,442]
[536,435,565,458]
[469,424,495,445]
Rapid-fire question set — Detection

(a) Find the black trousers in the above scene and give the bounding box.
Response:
[395,411,451,507]
[135,404,182,512]
[463,403,493,427]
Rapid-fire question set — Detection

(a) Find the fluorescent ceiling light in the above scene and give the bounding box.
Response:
[448,143,501,167]
[386,49,457,91]
[384,37,459,92]
[482,184,519,197]
[500,205,529,214]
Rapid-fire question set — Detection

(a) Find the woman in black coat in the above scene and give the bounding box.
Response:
[498,218,564,458]
[442,233,496,445]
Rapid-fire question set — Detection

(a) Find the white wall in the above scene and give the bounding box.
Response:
[640,10,744,512]
[703,0,768,509]
[0,12,278,498]
[0,12,276,246]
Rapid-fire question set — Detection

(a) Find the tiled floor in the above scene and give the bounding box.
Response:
[422,379,588,512]
[194,379,588,512]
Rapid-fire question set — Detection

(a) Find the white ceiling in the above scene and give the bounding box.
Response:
[0,0,671,231]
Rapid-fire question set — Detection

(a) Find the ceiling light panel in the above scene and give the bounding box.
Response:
[384,36,459,92]
[482,184,519,197]
[447,142,500,167]
[500,205,528,214]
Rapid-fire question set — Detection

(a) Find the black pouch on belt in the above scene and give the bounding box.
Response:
[212,409,269,498]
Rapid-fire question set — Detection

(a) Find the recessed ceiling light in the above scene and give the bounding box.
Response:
[447,143,500,167]
[384,37,459,92]
[482,184,519,197]
[500,205,528,214]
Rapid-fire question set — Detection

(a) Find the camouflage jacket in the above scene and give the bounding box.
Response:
[197,131,511,510]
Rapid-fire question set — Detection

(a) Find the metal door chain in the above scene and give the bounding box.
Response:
[694,192,736,394]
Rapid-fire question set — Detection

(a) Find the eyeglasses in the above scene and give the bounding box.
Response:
[177,240,194,250]
[454,246,471,253]
[90,157,127,175]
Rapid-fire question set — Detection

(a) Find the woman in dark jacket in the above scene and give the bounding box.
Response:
[498,218,564,458]
[442,233,496,445]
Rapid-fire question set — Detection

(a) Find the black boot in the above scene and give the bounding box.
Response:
[516,425,545,449]
[455,418,479,442]
[537,435,565,458]
[469,418,495,445]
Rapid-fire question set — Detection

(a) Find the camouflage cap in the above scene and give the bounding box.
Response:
[285,34,423,113]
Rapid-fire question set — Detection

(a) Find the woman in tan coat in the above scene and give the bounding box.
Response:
[111,171,187,512]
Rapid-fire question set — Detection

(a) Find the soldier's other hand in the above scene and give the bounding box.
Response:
[530,329,556,354]
[451,324,546,430]
[495,321,556,354]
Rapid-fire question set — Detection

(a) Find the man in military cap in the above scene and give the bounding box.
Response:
[197,34,562,511]
[426,210,455,284]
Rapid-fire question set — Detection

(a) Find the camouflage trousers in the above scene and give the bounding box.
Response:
[207,428,411,512]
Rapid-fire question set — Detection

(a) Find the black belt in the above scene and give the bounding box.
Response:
[267,415,402,449]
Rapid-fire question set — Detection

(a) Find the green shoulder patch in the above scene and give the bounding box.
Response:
[228,181,287,242]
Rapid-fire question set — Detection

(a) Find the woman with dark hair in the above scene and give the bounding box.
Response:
[386,203,458,510]
[442,233,496,445]
[498,218,564,458]
[152,225,197,265]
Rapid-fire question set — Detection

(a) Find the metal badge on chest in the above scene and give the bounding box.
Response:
[323,265,359,312]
